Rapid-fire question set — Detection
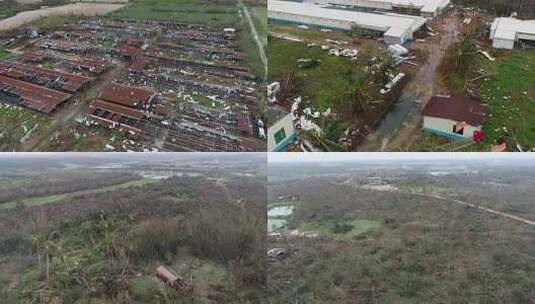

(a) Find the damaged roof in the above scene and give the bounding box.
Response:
[423,95,487,126]
[100,83,154,107]
[0,75,71,113]
[0,61,92,93]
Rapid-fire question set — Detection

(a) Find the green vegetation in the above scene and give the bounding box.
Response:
[268,37,366,110]
[193,95,224,109]
[0,178,158,210]
[0,50,11,59]
[0,105,50,152]
[0,0,70,20]
[269,175,535,303]
[433,49,535,151]
[301,218,381,240]
[108,0,240,25]
[249,6,267,47]
[475,51,535,150]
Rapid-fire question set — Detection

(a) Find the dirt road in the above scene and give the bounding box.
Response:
[424,193,535,227]
[0,3,125,31]
[358,12,460,151]
[239,0,268,82]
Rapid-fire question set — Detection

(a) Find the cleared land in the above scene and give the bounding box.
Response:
[0,3,125,30]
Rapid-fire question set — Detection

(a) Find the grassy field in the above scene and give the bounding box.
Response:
[0,50,11,59]
[301,218,382,240]
[417,50,535,152]
[0,105,51,152]
[269,37,364,110]
[268,25,387,109]
[108,0,240,25]
[476,51,535,150]
[0,0,69,20]
[0,178,158,210]
[250,6,267,47]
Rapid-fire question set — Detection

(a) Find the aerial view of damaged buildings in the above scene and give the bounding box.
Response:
[267,0,535,152]
[0,18,265,152]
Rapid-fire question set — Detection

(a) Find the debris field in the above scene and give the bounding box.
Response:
[0,17,265,151]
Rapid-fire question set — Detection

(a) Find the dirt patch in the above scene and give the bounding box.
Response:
[0,3,125,31]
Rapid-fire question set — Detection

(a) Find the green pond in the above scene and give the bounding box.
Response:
[268,204,295,233]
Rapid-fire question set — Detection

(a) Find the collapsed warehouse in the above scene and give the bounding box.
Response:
[0,17,265,152]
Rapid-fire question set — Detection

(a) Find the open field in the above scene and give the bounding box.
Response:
[108,0,240,25]
[267,22,409,151]
[417,47,535,152]
[0,153,267,303]
[268,155,535,303]
[0,3,125,30]
[0,178,158,210]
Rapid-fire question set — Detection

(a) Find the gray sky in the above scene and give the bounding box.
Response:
[268,152,535,163]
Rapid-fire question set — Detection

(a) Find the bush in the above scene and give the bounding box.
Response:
[128,218,182,262]
[332,222,354,235]
[184,205,259,264]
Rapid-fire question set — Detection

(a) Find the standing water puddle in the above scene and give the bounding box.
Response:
[377,95,414,137]
[268,204,295,232]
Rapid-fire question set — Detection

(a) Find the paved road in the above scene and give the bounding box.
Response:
[239,0,268,82]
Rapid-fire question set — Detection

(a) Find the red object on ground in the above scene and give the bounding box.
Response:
[472,130,483,142]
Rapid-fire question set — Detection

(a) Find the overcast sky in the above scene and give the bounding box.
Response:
[268,152,535,163]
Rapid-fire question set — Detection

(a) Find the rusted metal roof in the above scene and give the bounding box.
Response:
[0,61,92,93]
[423,95,487,126]
[100,83,153,107]
[88,99,144,120]
[0,75,71,113]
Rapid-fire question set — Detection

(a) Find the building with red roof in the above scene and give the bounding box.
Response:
[422,95,487,141]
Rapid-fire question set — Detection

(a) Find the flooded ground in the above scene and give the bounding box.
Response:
[0,3,125,31]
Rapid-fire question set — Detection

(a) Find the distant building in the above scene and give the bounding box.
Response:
[490,17,535,50]
[268,112,295,152]
[268,0,427,44]
[324,0,451,19]
[422,95,487,141]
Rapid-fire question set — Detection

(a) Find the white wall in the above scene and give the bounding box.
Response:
[268,113,295,151]
[423,116,480,139]
[492,38,515,50]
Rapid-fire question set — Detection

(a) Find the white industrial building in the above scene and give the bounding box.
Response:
[269,0,427,44]
[490,17,535,50]
[322,0,450,18]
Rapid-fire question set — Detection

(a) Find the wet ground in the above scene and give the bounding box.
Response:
[358,11,460,151]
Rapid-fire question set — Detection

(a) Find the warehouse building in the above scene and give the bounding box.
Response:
[85,83,155,139]
[422,95,487,141]
[324,0,451,19]
[490,17,535,50]
[268,0,427,44]
[0,75,71,114]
